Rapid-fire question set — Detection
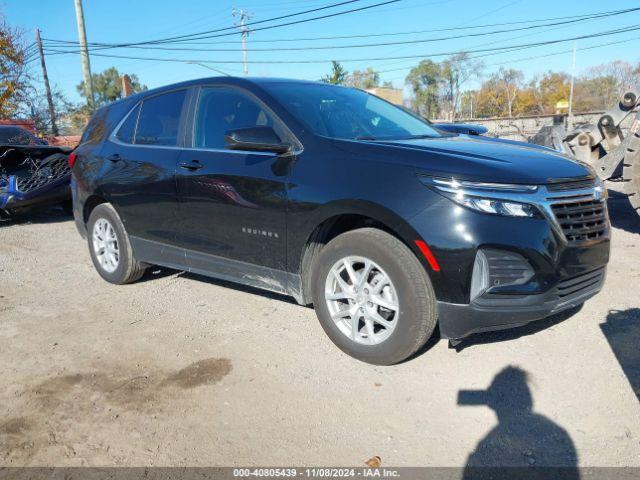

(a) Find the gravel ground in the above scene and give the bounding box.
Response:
[0,189,639,468]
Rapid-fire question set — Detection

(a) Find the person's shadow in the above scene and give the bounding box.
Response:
[459,366,579,480]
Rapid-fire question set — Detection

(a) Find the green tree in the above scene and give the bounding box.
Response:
[321,61,347,85]
[406,59,442,118]
[346,67,380,90]
[77,67,147,108]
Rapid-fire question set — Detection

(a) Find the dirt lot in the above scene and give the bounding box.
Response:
[1,190,639,468]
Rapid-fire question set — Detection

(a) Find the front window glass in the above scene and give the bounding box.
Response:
[135,89,186,146]
[262,82,441,140]
[194,86,278,149]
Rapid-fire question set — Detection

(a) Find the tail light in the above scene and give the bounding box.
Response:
[68,151,77,168]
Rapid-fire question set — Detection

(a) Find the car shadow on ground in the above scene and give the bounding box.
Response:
[600,308,640,403]
[607,187,640,235]
[448,305,583,352]
[459,366,579,479]
[0,205,72,226]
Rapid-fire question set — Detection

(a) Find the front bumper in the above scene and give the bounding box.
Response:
[0,176,70,211]
[437,267,606,339]
[407,183,611,341]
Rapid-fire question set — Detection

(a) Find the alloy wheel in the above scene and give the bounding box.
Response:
[324,256,399,345]
[92,218,120,273]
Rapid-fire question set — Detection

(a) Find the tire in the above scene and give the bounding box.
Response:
[623,129,640,214]
[87,203,146,284]
[310,228,437,365]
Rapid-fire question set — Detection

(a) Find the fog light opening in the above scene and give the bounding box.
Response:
[470,249,489,301]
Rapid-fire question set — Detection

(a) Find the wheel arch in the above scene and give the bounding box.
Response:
[82,194,109,225]
[295,201,429,305]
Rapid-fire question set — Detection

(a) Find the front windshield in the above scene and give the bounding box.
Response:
[263,82,441,140]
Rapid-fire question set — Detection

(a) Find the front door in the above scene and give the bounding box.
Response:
[176,85,292,271]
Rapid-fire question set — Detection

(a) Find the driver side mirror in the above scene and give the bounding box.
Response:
[224,126,292,154]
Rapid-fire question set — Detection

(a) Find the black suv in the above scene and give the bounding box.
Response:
[71,77,610,364]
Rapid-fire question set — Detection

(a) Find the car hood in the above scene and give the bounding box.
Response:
[340,135,592,184]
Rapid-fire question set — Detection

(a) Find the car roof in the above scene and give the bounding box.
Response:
[131,76,327,99]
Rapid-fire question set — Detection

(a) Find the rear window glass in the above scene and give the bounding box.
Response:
[115,103,140,144]
[135,90,186,146]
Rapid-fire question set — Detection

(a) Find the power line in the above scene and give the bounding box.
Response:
[44,6,636,48]
[42,0,400,51]
[381,35,640,81]
[42,24,640,65]
[42,7,640,54]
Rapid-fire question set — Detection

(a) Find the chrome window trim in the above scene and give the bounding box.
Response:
[108,85,302,157]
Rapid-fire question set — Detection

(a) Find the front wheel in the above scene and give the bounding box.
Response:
[311,228,437,365]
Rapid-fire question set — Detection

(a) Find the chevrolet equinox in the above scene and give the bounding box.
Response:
[71,77,610,364]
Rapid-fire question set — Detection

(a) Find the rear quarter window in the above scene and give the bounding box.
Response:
[115,103,141,144]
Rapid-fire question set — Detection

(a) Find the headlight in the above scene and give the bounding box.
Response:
[419,176,540,218]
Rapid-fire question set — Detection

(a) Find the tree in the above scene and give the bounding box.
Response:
[440,52,483,120]
[77,67,146,108]
[0,13,29,118]
[321,61,347,85]
[529,72,570,114]
[474,78,503,118]
[345,67,380,90]
[573,61,640,111]
[406,59,442,118]
[494,68,523,118]
[573,75,618,111]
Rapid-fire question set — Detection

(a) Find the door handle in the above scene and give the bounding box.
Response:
[179,160,204,171]
[107,153,121,162]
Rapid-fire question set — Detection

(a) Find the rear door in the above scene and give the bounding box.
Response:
[100,88,190,248]
[176,85,293,271]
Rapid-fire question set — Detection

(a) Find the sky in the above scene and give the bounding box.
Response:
[5,0,640,104]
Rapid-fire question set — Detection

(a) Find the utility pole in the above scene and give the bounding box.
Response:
[73,0,95,110]
[34,29,58,136]
[568,42,577,130]
[233,8,252,75]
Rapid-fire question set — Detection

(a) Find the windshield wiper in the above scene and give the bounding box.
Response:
[405,134,438,139]
[355,135,378,140]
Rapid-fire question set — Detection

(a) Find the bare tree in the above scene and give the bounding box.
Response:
[440,53,484,120]
[495,68,523,118]
[345,67,380,90]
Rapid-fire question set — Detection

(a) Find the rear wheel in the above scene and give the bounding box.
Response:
[311,228,437,365]
[87,203,146,284]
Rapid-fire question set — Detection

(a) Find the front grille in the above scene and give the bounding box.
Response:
[16,155,70,193]
[546,178,595,192]
[556,268,605,299]
[550,199,607,244]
